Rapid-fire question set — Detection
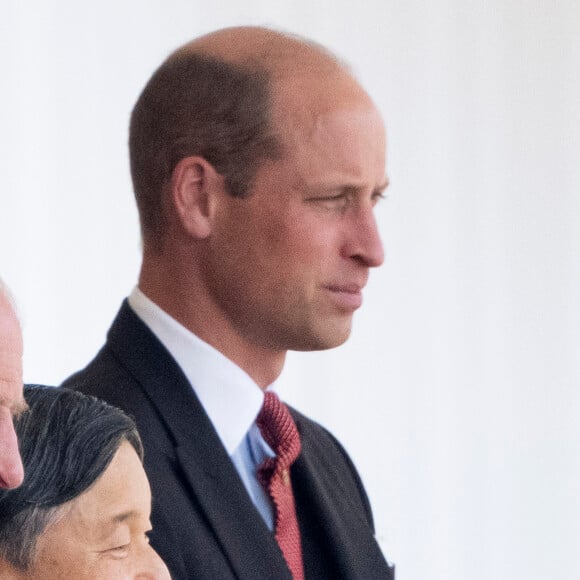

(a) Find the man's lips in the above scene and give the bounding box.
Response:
[323,284,364,309]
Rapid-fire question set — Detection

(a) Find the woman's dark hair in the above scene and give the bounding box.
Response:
[0,385,143,570]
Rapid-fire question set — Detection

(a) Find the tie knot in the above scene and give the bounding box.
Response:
[257,392,301,468]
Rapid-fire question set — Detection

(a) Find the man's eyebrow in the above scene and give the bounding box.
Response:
[375,177,390,194]
[306,176,391,196]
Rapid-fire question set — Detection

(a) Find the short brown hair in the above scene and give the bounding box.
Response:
[129,52,283,248]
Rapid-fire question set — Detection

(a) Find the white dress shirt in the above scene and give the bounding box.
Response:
[128,287,277,529]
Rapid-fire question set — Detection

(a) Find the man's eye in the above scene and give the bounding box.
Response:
[107,544,130,558]
[309,195,348,209]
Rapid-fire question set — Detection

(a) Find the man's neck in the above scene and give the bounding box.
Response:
[137,273,286,389]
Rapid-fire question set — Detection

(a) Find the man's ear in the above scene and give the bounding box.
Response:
[170,156,223,239]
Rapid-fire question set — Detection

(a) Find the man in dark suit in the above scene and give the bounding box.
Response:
[64,26,394,579]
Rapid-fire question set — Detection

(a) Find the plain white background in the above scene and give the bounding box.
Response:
[2,2,579,579]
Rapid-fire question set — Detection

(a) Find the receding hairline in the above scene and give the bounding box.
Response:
[169,27,376,146]
[169,25,350,84]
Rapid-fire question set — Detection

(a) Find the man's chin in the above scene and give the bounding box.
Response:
[290,324,352,352]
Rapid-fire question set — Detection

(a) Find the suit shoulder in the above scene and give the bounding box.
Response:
[63,345,130,398]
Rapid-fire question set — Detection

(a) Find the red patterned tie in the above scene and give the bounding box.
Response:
[256,392,305,580]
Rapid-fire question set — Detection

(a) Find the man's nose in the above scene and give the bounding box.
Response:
[0,410,24,489]
[135,544,172,580]
[342,207,384,268]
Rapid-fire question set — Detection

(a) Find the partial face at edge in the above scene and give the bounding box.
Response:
[26,441,170,579]
[0,293,25,489]
[205,70,387,353]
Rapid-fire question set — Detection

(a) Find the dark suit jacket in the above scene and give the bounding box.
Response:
[62,301,394,579]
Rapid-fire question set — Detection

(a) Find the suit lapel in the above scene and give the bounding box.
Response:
[107,302,291,579]
[291,414,393,579]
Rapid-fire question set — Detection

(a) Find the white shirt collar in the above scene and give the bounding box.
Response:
[128,287,273,455]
